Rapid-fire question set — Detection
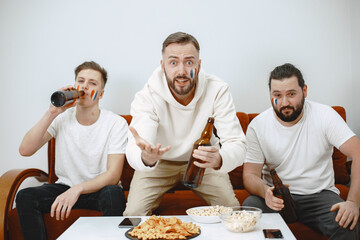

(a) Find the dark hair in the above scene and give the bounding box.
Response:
[162,32,200,53]
[268,63,305,90]
[74,61,108,88]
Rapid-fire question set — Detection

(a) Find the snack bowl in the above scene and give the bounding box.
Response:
[186,206,233,224]
[220,206,262,233]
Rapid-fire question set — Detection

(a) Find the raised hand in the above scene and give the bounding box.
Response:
[129,126,171,166]
[49,85,78,115]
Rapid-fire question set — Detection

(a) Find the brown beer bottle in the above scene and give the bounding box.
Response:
[183,117,214,188]
[51,89,85,107]
[270,169,297,223]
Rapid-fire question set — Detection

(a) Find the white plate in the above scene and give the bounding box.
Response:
[186,206,221,224]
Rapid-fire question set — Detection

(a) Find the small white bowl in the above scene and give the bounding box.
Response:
[186,206,232,224]
[220,206,262,233]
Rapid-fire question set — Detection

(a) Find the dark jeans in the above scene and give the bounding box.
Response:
[243,190,359,240]
[16,183,126,240]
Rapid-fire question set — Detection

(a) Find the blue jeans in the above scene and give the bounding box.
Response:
[16,183,125,240]
[243,190,359,240]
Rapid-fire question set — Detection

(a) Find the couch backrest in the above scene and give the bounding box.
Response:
[48,107,350,190]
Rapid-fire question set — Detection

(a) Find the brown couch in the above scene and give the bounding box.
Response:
[0,106,353,240]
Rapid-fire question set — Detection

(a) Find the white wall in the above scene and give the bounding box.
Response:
[0,0,359,177]
[351,0,360,135]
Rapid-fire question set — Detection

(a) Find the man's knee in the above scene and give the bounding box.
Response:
[99,185,125,204]
[97,185,125,215]
[16,188,36,209]
[243,195,263,207]
[123,190,156,216]
[123,199,153,216]
[326,218,359,239]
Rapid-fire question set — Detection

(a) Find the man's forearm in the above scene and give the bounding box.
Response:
[243,173,269,199]
[347,157,360,206]
[75,170,120,195]
[19,110,57,156]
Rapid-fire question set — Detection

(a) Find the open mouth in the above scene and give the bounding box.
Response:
[175,78,189,86]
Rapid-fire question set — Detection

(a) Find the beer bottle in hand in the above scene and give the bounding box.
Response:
[183,117,214,188]
[51,89,85,107]
[270,169,297,223]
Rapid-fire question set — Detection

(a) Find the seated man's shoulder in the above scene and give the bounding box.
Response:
[250,108,273,125]
[102,109,128,125]
[306,100,338,117]
[307,100,331,110]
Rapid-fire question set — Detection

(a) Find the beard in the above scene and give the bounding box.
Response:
[164,71,196,96]
[273,94,305,122]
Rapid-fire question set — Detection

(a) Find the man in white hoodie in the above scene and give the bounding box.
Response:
[124,32,247,216]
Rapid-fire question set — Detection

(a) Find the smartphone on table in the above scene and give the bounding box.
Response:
[118,217,142,228]
[263,229,284,239]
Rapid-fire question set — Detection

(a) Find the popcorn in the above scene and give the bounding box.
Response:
[186,205,232,217]
[222,210,261,232]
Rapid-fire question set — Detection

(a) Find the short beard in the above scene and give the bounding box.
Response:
[165,71,196,95]
[273,95,305,122]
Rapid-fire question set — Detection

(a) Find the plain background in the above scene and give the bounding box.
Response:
[0,0,359,184]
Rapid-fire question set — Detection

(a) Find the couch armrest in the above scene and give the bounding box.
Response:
[0,168,48,240]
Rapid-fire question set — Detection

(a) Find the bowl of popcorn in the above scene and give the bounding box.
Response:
[186,205,233,224]
[220,206,262,233]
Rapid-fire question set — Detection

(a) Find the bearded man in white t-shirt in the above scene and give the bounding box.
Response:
[16,61,128,240]
[243,63,359,239]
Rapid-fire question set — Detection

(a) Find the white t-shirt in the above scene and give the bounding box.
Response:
[245,100,355,195]
[47,108,128,187]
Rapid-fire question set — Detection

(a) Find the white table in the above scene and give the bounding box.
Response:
[58,213,296,240]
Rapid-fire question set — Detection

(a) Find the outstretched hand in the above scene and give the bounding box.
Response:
[129,126,170,166]
[330,200,359,230]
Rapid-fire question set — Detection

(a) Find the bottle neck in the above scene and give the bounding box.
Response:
[77,90,85,97]
[270,169,283,187]
[201,117,214,140]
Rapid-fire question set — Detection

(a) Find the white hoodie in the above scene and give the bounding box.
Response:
[126,66,247,173]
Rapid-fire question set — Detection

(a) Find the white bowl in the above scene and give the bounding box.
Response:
[220,206,262,233]
[186,206,232,224]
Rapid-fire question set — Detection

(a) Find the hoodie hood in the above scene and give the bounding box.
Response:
[147,66,207,110]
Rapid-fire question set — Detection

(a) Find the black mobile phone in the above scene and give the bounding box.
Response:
[118,217,141,228]
[263,229,284,239]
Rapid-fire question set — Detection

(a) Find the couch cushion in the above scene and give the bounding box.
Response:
[234,189,251,204]
[335,184,349,200]
[236,112,249,133]
[331,107,350,185]
[121,114,132,125]
[121,159,134,191]
[332,148,350,184]
[229,166,245,189]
